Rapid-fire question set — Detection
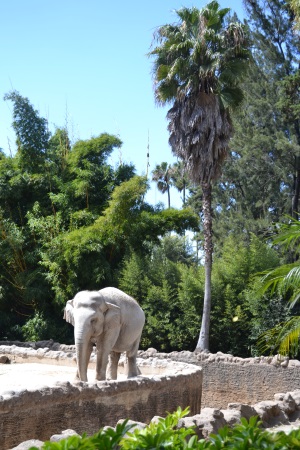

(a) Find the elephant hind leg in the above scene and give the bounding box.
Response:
[127,354,140,377]
[107,351,120,380]
[126,335,142,378]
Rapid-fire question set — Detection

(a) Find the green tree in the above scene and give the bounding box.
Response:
[119,234,200,351]
[244,0,300,217]
[34,176,199,309]
[209,234,281,356]
[288,0,300,29]
[4,90,50,172]
[212,0,300,245]
[1,92,198,341]
[149,0,250,350]
[66,133,123,212]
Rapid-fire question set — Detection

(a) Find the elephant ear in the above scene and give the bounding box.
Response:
[64,300,75,326]
[103,302,121,329]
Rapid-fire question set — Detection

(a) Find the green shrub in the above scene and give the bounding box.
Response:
[29,408,300,449]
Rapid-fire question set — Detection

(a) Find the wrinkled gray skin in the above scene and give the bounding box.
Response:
[64,287,145,382]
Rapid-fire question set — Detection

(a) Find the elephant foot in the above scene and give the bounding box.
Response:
[127,357,140,378]
[127,367,140,378]
[95,373,106,381]
[127,372,138,378]
[74,371,87,382]
[107,373,118,380]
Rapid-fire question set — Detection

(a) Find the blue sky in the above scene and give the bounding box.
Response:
[0,0,246,207]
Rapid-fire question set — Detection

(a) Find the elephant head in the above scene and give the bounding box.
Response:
[64,290,120,381]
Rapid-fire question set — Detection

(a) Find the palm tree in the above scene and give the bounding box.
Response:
[149,1,250,350]
[152,162,174,208]
[171,161,190,207]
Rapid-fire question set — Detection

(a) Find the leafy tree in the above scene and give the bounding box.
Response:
[149,0,251,350]
[66,133,123,212]
[119,234,200,351]
[47,127,71,180]
[213,61,292,240]
[288,0,300,29]
[4,90,50,172]
[208,233,281,356]
[244,0,300,217]
[33,176,198,310]
[212,0,300,247]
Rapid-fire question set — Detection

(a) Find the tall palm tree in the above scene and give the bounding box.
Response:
[149,1,250,350]
[152,162,174,208]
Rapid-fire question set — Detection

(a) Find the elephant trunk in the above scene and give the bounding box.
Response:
[74,327,91,382]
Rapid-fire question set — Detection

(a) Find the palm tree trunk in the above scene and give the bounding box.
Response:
[292,161,300,218]
[167,184,171,208]
[196,182,213,351]
[292,120,300,218]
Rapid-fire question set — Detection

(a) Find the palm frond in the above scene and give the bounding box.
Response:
[257,317,300,356]
[272,216,300,253]
[258,262,300,295]
[219,86,244,109]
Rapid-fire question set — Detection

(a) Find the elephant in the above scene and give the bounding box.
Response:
[63,287,145,382]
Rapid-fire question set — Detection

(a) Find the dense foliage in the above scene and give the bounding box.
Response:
[0,91,198,344]
[31,408,300,449]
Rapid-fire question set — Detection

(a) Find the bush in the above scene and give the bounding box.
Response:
[29,408,300,449]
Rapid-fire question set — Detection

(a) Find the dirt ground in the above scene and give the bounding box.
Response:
[0,363,112,393]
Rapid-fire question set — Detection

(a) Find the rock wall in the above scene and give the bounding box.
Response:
[0,345,202,450]
[138,349,300,409]
[12,390,300,449]
[2,342,300,449]
[2,342,300,410]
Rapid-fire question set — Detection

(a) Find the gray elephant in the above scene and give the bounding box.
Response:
[63,287,145,382]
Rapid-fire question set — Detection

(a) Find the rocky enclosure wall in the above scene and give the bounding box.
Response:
[2,342,300,449]
[147,349,299,409]
[0,345,202,450]
[2,342,300,410]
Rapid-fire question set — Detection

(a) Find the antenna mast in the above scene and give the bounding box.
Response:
[146,130,150,178]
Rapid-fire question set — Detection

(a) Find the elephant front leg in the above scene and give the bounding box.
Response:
[95,327,120,381]
[107,351,120,380]
[75,341,93,381]
[95,347,109,381]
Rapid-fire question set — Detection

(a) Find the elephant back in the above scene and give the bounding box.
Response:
[98,287,141,308]
[99,287,145,331]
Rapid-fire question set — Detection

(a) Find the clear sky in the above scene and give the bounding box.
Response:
[0,0,246,208]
